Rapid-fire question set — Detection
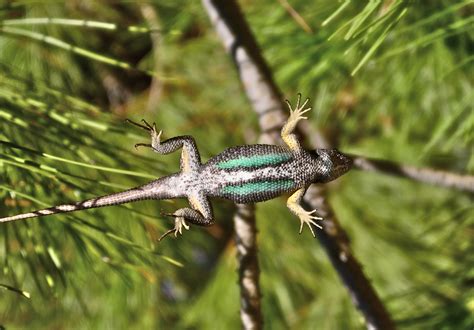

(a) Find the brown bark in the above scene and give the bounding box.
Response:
[234,204,262,330]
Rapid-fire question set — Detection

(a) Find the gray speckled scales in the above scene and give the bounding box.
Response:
[203,144,318,204]
[0,96,353,238]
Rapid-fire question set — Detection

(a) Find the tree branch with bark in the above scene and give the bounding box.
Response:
[202,0,395,329]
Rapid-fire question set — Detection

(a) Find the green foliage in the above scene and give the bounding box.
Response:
[0,0,472,329]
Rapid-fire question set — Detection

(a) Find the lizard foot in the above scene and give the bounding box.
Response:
[127,119,163,150]
[126,118,155,132]
[159,215,190,241]
[298,209,323,237]
[285,93,311,126]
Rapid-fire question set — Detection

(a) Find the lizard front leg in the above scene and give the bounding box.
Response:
[281,93,311,152]
[287,187,323,237]
[127,119,201,173]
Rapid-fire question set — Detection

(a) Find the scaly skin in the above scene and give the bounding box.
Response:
[0,95,353,239]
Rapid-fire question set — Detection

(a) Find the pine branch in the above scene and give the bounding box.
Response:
[351,155,474,193]
[201,0,395,328]
[233,204,262,329]
[299,118,474,193]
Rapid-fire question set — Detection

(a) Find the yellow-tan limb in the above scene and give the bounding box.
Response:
[286,187,323,237]
[281,94,311,152]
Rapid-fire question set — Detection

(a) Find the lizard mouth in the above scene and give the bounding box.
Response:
[330,150,353,177]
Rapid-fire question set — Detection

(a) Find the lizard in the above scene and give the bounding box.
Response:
[0,95,353,239]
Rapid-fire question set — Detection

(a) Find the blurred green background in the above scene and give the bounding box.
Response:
[0,1,472,329]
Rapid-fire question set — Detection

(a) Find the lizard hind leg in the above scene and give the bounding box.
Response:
[286,187,323,237]
[159,194,214,241]
[159,207,214,241]
[127,119,201,173]
[281,94,312,152]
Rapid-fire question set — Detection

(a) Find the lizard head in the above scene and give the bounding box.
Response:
[312,149,353,183]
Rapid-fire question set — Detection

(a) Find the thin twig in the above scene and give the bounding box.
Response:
[201,0,395,329]
[234,204,263,329]
[352,155,474,193]
[300,122,474,193]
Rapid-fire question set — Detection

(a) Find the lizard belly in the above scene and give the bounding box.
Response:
[219,177,298,204]
[202,165,304,204]
[201,144,313,204]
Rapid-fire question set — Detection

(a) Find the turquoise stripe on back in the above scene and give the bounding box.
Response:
[216,153,291,169]
[222,179,294,195]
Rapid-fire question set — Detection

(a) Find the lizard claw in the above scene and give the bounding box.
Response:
[159,214,190,241]
[175,217,190,235]
[298,209,323,237]
[126,118,149,131]
[134,142,152,150]
[142,120,162,144]
[128,118,162,151]
[140,119,159,135]
[126,118,159,134]
[285,94,312,125]
[140,119,153,130]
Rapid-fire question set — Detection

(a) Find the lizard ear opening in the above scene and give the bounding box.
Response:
[309,149,320,158]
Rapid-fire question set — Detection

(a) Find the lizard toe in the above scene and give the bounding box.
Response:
[174,217,189,237]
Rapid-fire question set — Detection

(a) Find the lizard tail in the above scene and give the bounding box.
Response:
[0,176,179,223]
